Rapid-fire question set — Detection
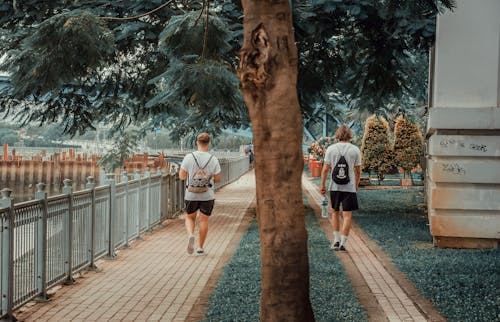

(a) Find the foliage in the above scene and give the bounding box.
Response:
[309,136,334,159]
[0,0,456,145]
[294,0,455,127]
[204,200,367,322]
[157,10,232,59]
[393,114,424,178]
[1,11,115,97]
[355,189,500,322]
[146,59,246,141]
[361,114,394,183]
[96,130,140,172]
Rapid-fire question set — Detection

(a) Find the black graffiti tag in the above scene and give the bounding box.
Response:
[470,143,487,153]
[440,138,465,148]
[441,163,466,176]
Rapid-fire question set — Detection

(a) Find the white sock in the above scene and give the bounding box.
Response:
[341,235,348,246]
[333,231,340,244]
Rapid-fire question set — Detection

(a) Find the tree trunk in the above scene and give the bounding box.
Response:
[238,1,314,321]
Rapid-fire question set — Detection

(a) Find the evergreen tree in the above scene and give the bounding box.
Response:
[361,114,394,184]
[393,114,424,180]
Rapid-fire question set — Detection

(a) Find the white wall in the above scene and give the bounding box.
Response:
[433,0,500,108]
[427,0,500,248]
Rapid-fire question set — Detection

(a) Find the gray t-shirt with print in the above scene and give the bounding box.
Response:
[324,142,362,193]
[181,151,221,201]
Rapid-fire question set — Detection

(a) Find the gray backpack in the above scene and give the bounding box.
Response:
[187,153,213,193]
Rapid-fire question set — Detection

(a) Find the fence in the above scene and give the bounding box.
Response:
[0,156,250,319]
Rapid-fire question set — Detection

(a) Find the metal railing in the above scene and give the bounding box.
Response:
[0,156,250,319]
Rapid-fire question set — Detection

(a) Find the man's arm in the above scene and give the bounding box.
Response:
[320,163,331,195]
[354,165,361,191]
[179,168,188,180]
[213,172,221,183]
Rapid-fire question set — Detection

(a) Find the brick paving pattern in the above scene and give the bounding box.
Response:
[15,172,256,322]
[303,176,436,322]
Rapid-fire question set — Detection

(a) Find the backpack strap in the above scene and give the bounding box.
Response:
[337,144,351,157]
[191,153,213,169]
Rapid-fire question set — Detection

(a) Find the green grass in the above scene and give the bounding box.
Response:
[307,167,500,322]
[354,190,500,322]
[204,198,367,322]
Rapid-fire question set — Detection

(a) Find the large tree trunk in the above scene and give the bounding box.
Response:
[238,1,314,321]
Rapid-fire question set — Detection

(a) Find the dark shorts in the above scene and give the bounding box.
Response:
[330,191,359,212]
[185,200,215,216]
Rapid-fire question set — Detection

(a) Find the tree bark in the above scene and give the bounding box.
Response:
[238,1,314,321]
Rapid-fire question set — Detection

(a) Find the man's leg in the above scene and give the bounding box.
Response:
[185,212,197,235]
[331,211,341,249]
[185,211,197,254]
[198,213,209,249]
[340,211,352,250]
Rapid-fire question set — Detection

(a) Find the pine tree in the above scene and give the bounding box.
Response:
[361,115,393,184]
[393,114,424,180]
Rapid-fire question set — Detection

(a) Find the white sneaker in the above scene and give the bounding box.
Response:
[196,248,206,256]
[187,236,195,254]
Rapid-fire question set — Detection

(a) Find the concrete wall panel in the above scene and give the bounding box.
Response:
[428,107,500,130]
[428,159,500,184]
[430,211,500,239]
[431,187,500,211]
[428,135,500,157]
[433,0,500,108]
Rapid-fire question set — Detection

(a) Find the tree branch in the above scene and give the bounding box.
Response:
[101,0,175,22]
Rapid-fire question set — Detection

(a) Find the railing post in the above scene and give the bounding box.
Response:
[134,170,142,240]
[86,176,98,271]
[104,174,116,259]
[156,168,163,224]
[34,183,50,302]
[174,173,179,213]
[175,172,183,213]
[99,169,106,185]
[1,188,16,321]
[168,171,175,217]
[144,167,152,233]
[121,171,130,248]
[62,179,75,285]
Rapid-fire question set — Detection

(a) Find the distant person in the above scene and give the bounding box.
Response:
[248,149,254,168]
[319,125,361,252]
[179,133,221,256]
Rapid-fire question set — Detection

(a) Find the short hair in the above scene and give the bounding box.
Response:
[334,125,353,141]
[197,132,211,145]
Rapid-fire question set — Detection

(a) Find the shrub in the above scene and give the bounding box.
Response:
[309,136,334,160]
[393,114,423,179]
[361,115,394,184]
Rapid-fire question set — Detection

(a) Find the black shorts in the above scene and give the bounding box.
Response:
[330,191,359,211]
[185,200,215,216]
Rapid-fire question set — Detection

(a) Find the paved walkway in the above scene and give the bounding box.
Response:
[15,171,444,322]
[15,172,256,322]
[302,176,444,322]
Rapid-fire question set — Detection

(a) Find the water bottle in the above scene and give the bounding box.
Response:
[321,197,329,218]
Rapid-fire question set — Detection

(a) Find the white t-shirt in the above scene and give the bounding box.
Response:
[181,151,221,201]
[324,142,362,193]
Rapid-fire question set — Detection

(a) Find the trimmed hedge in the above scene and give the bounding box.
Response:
[204,199,367,321]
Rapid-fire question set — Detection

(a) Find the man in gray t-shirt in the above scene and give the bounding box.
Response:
[320,125,361,252]
[179,133,221,256]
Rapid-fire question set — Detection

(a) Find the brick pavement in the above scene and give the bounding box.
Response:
[15,172,256,322]
[303,176,445,322]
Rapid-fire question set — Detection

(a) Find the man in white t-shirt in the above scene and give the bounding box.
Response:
[179,133,221,256]
[320,125,362,252]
